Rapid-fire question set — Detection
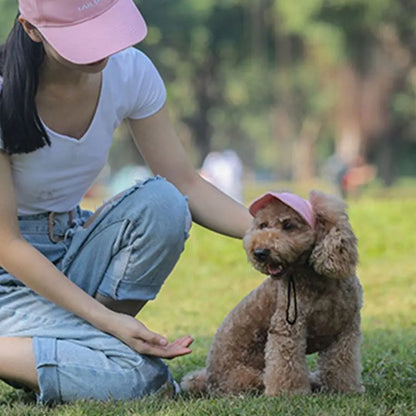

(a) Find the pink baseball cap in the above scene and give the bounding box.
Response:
[19,0,148,64]
[249,192,315,228]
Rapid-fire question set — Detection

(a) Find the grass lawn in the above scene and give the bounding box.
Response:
[0,189,415,415]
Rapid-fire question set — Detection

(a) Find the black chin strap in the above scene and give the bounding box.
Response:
[286,275,298,325]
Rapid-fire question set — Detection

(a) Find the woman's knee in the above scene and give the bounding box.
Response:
[142,178,190,237]
[93,177,191,301]
[123,177,191,247]
[62,177,191,301]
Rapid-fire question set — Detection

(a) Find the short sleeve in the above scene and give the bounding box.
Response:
[125,49,167,120]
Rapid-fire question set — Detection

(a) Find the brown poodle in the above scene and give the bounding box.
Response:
[181,191,364,396]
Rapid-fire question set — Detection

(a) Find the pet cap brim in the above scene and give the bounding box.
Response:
[249,192,315,228]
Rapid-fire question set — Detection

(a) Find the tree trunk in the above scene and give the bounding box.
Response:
[190,61,216,166]
[293,119,320,182]
[335,64,364,165]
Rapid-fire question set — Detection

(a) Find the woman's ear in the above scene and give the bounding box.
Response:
[18,17,43,43]
[309,191,358,279]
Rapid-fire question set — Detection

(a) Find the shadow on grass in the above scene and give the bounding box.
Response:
[0,387,36,406]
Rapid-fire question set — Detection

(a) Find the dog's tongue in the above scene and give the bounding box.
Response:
[268,264,283,276]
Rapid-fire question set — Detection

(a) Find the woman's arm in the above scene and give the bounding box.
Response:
[0,151,192,358]
[128,104,252,239]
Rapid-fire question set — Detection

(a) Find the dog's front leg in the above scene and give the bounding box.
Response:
[263,312,311,395]
[317,316,364,394]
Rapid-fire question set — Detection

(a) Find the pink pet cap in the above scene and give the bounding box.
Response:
[249,192,315,228]
[19,0,148,64]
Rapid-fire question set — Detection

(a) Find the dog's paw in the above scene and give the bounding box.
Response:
[180,369,207,396]
[309,371,323,392]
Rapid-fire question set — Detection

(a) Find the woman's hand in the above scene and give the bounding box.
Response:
[107,312,193,359]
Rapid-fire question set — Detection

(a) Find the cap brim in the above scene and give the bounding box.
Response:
[249,194,279,217]
[39,0,147,64]
[249,192,315,228]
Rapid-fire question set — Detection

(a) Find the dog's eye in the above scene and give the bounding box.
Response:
[282,220,296,231]
[259,222,268,229]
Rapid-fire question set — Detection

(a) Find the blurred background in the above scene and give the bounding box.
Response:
[1,0,416,201]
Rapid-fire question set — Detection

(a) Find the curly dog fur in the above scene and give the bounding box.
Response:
[181,191,364,396]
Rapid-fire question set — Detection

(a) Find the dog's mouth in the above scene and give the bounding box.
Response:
[250,248,289,278]
[267,262,286,278]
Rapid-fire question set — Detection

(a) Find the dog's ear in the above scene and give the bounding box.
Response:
[309,191,358,278]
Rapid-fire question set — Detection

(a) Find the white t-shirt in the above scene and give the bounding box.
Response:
[0,47,166,215]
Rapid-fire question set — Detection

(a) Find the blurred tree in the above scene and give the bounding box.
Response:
[1,0,415,183]
[138,0,254,166]
[270,0,416,183]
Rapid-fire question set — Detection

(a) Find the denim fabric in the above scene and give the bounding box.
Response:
[0,176,191,403]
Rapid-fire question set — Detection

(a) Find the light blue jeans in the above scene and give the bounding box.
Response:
[0,177,192,403]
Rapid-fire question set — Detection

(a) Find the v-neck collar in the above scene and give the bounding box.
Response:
[41,69,106,144]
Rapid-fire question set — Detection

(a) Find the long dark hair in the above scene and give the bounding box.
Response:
[0,17,50,154]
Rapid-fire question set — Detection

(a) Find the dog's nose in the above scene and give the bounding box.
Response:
[253,248,270,262]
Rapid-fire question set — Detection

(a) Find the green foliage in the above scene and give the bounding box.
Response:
[0,0,16,41]
[135,0,416,176]
[0,191,415,415]
[274,0,324,34]
[2,0,416,177]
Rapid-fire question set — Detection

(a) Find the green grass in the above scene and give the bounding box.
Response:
[1,190,415,415]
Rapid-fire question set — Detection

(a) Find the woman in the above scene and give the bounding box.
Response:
[0,0,251,404]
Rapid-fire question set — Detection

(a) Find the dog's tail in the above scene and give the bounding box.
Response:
[180,368,207,396]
